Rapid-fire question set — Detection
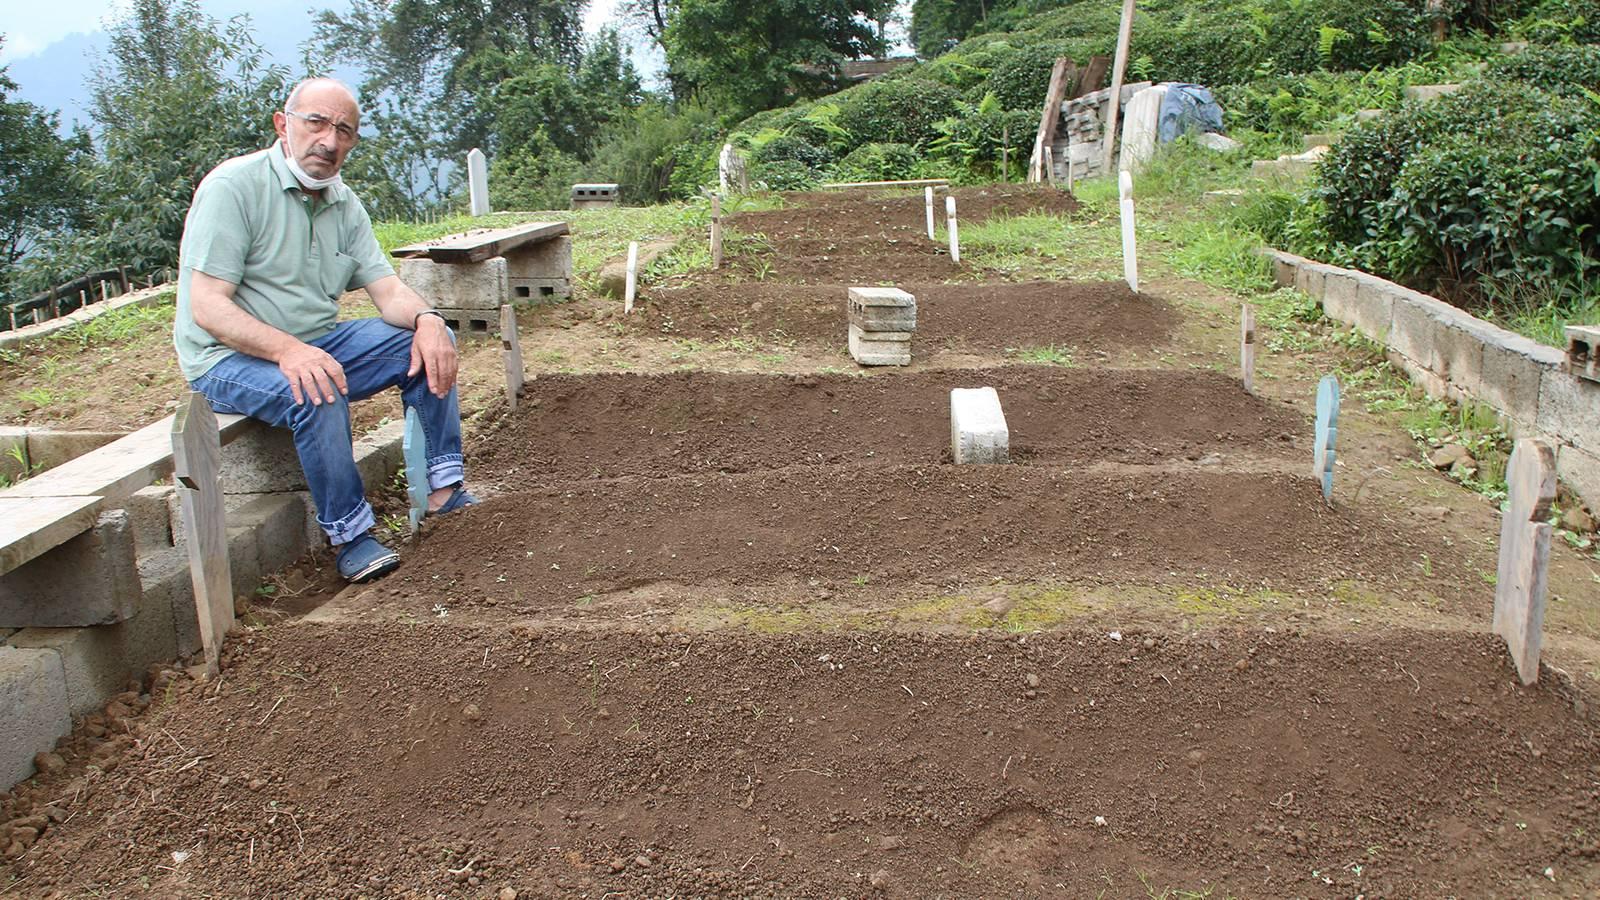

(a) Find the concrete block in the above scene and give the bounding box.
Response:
[505,235,573,302]
[1480,335,1553,433]
[951,387,1010,464]
[396,256,508,312]
[219,424,305,494]
[0,511,140,628]
[124,484,179,557]
[1537,372,1600,457]
[0,647,70,789]
[26,431,123,472]
[430,307,501,337]
[229,494,314,589]
[0,427,30,483]
[848,325,910,367]
[140,550,199,659]
[7,584,178,717]
[355,420,406,490]
[847,286,916,308]
[1554,444,1600,509]
[1349,273,1398,341]
[1565,325,1600,383]
[848,287,917,333]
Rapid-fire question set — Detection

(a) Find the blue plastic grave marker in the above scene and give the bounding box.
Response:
[1312,375,1340,502]
[402,407,429,534]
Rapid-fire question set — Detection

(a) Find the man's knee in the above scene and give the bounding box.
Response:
[285,392,351,432]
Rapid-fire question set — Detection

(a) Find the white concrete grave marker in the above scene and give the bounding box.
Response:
[719,143,733,194]
[1494,439,1557,685]
[711,194,724,269]
[1240,303,1257,393]
[402,408,429,536]
[1043,145,1054,184]
[624,241,639,314]
[500,304,524,412]
[925,187,935,240]
[1067,158,1075,193]
[172,392,234,675]
[1119,170,1138,292]
[1312,375,1340,502]
[951,387,1009,464]
[467,148,490,217]
[946,195,961,264]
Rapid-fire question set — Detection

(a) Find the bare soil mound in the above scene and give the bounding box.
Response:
[391,467,1460,609]
[640,280,1179,352]
[6,626,1595,897]
[743,184,1080,244]
[469,368,1302,488]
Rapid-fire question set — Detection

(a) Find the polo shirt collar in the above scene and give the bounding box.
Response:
[267,139,349,205]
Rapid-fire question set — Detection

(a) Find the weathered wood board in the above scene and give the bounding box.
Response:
[1494,439,1556,685]
[391,221,570,264]
[173,392,234,675]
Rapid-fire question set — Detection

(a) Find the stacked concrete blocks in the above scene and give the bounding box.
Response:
[395,236,573,336]
[950,387,1010,464]
[848,287,916,367]
[571,183,621,210]
[1565,325,1600,383]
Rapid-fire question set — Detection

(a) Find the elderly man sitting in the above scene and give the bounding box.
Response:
[174,77,475,583]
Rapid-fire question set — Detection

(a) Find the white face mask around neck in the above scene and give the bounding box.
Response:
[281,141,343,192]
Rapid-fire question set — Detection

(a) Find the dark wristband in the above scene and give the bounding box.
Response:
[414,309,446,329]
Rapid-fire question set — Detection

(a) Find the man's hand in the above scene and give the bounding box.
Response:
[409,315,458,397]
[278,341,348,406]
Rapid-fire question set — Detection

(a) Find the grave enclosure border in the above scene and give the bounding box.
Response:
[1265,249,1600,506]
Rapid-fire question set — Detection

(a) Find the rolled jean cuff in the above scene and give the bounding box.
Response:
[428,455,465,492]
[323,500,377,546]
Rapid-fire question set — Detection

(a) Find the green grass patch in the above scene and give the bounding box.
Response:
[960,211,1122,280]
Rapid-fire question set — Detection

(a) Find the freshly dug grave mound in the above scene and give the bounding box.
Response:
[639,280,1178,352]
[390,466,1461,608]
[740,183,1081,245]
[469,368,1302,488]
[7,626,1595,897]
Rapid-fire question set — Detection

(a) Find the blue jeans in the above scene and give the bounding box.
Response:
[191,318,464,545]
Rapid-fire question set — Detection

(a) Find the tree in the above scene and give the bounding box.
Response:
[661,0,895,119]
[0,38,91,283]
[909,0,994,56]
[81,0,288,273]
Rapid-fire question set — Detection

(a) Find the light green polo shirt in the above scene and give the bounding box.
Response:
[174,141,394,380]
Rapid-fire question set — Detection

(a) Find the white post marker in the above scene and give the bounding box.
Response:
[624,241,639,314]
[925,186,935,240]
[467,148,490,216]
[1067,157,1076,192]
[1119,169,1138,292]
[1494,439,1557,684]
[1240,303,1257,393]
[1043,145,1054,184]
[500,304,524,412]
[711,194,724,269]
[719,143,732,195]
[946,195,960,265]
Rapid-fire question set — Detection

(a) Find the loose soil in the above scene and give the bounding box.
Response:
[3,627,1596,898]
[5,184,1600,898]
[637,280,1180,354]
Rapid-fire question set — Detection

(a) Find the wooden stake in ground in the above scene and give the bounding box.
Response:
[500,304,524,412]
[1043,146,1054,184]
[1001,123,1009,179]
[624,241,639,314]
[402,408,429,536]
[1119,170,1138,292]
[925,187,935,240]
[1312,375,1340,502]
[1030,57,1075,183]
[1240,304,1257,393]
[172,392,234,676]
[1067,157,1076,192]
[945,196,960,265]
[1494,439,1557,685]
[711,194,724,269]
[1102,0,1138,175]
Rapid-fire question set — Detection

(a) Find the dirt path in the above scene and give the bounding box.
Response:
[4,185,1599,898]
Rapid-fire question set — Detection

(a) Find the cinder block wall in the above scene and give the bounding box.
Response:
[1267,250,1600,502]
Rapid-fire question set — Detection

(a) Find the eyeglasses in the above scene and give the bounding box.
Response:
[285,110,359,144]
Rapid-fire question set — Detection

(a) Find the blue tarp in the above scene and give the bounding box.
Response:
[1158,84,1225,143]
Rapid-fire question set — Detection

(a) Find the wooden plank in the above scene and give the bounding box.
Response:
[1494,439,1557,685]
[0,496,105,576]
[3,413,253,501]
[501,304,524,412]
[1102,0,1138,173]
[1074,55,1111,100]
[390,221,571,264]
[1240,304,1257,393]
[1031,58,1076,182]
[819,178,949,190]
[711,195,724,269]
[173,392,234,676]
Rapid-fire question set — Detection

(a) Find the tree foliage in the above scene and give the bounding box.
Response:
[0,40,91,283]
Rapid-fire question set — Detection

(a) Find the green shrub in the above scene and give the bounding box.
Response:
[836,77,961,149]
[753,158,824,191]
[751,133,833,169]
[1484,45,1600,95]
[982,41,1079,111]
[1509,0,1600,43]
[835,142,919,182]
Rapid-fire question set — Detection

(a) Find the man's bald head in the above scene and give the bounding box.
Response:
[274,78,362,185]
[285,78,359,119]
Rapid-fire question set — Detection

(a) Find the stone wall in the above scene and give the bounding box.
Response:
[1267,250,1600,502]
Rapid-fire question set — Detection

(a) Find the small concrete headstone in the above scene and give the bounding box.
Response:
[1494,439,1556,685]
[402,408,429,535]
[467,148,490,217]
[1563,325,1600,383]
[624,241,639,314]
[1312,375,1340,502]
[1240,304,1257,393]
[1119,170,1138,292]
[951,387,1009,464]
[847,286,917,330]
[945,196,960,264]
[925,187,935,240]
